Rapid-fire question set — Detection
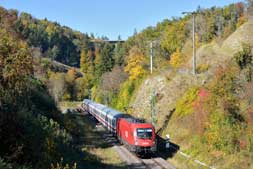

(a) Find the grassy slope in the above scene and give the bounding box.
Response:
[129,20,253,169]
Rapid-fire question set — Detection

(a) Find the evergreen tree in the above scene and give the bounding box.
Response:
[94,43,115,78]
[113,42,125,66]
[80,48,88,73]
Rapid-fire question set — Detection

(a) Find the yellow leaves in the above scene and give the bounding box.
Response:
[46,24,55,36]
[169,48,185,68]
[196,64,209,73]
[115,80,134,111]
[161,20,186,54]
[125,63,145,81]
[124,46,146,81]
[46,137,55,153]
[128,65,145,81]
[0,29,33,94]
[66,68,78,83]
[175,86,199,117]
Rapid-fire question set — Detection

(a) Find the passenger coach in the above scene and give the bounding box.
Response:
[82,99,124,133]
[82,99,157,154]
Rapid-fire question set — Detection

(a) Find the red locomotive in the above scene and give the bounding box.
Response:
[82,99,157,154]
[117,118,156,153]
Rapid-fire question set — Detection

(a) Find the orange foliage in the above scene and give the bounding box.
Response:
[66,68,78,83]
[169,48,185,68]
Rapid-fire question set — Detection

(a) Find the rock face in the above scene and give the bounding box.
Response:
[194,20,253,73]
[222,19,253,53]
[130,71,201,129]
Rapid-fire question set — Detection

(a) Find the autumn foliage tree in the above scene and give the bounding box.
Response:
[124,46,146,81]
[169,48,185,68]
[161,20,187,54]
[80,49,95,75]
[0,29,33,108]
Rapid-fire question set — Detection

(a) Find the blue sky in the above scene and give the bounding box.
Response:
[0,0,241,40]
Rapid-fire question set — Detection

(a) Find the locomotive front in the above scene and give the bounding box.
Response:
[132,123,156,153]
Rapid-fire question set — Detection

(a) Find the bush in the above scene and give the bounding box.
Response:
[204,111,244,153]
[234,43,252,70]
[115,80,135,111]
[196,64,209,73]
[169,48,186,68]
[175,87,199,117]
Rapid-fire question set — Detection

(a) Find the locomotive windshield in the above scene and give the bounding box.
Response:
[136,128,153,139]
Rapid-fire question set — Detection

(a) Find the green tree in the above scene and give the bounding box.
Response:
[80,48,95,74]
[74,77,90,100]
[234,44,252,70]
[234,43,253,81]
[113,41,125,66]
[161,20,187,54]
[94,43,114,78]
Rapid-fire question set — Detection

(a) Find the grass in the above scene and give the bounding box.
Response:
[58,101,82,111]
[89,147,126,167]
[59,101,127,169]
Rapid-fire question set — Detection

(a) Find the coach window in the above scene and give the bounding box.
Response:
[112,119,116,127]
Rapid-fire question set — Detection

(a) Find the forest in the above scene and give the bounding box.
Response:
[0,1,253,168]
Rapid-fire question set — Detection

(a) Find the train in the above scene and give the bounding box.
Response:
[81,99,157,154]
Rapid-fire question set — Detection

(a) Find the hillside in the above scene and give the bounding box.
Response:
[129,20,253,168]
[131,19,253,127]
[1,1,253,169]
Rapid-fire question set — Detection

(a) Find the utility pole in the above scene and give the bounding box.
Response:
[150,89,156,127]
[192,13,196,75]
[150,42,153,74]
[182,11,197,75]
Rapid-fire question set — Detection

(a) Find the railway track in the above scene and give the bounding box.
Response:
[114,145,176,169]
[78,108,176,169]
[98,122,176,169]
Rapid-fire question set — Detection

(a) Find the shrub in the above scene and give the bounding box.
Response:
[196,64,209,73]
[169,48,186,68]
[175,87,199,117]
[115,80,135,111]
[234,43,252,70]
[204,111,244,153]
